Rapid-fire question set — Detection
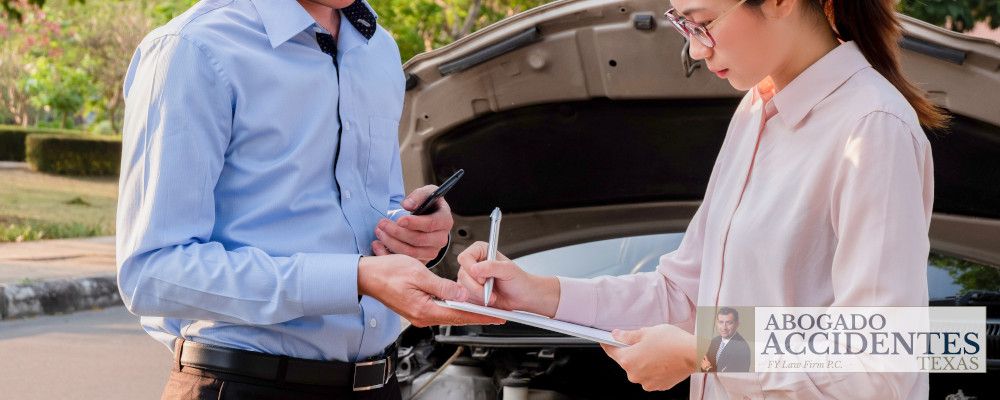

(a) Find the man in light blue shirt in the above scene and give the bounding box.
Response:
[116,0,497,398]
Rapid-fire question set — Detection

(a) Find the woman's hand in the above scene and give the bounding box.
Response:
[600,324,698,392]
[456,241,560,317]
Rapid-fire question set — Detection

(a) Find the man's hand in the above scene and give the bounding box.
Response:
[357,254,504,327]
[372,185,453,263]
[701,355,713,372]
[600,324,697,392]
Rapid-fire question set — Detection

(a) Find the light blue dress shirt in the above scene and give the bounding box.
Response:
[116,0,407,362]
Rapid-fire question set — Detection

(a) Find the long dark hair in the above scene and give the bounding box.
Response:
[750,0,950,130]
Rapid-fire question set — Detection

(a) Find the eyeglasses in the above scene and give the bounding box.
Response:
[665,0,748,48]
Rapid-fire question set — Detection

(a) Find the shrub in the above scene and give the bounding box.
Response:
[25,133,122,176]
[0,219,107,242]
[0,125,87,161]
[0,127,29,161]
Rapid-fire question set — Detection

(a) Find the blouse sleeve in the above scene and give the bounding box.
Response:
[553,202,706,332]
[550,92,757,333]
[828,111,934,308]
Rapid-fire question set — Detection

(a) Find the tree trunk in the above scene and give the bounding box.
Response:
[458,0,484,39]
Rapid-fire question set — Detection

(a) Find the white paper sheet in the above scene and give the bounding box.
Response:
[434,300,628,347]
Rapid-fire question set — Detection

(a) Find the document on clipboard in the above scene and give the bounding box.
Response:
[435,300,628,347]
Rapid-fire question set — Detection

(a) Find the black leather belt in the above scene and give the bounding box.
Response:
[175,339,397,391]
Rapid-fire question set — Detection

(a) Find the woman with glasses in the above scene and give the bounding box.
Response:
[456,0,944,398]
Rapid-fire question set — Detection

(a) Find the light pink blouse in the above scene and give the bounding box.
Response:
[554,42,934,399]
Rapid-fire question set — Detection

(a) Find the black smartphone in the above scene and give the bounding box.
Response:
[412,169,464,215]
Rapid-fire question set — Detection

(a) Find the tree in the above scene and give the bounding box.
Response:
[899,0,1000,32]
[148,0,198,27]
[2,0,81,21]
[1,22,34,125]
[2,0,148,130]
[70,0,149,132]
[0,1,62,126]
[22,57,97,128]
[10,0,993,131]
[370,0,549,61]
[7,0,1000,34]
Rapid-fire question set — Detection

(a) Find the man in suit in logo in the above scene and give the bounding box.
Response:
[701,307,751,373]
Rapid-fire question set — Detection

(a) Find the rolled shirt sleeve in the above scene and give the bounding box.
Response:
[116,35,362,326]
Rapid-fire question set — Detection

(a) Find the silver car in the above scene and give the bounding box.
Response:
[394,0,1000,398]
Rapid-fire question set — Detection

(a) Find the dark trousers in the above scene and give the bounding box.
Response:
[161,352,403,400]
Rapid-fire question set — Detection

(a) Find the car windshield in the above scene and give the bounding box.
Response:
[513,233,1000,301]
[514,233,684,278]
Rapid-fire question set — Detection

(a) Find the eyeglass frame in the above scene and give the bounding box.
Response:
[664,0,749,48]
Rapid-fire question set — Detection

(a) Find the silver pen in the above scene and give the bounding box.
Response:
[484,207,502,306]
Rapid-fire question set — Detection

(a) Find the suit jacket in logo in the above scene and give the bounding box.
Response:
[705,332,751,372]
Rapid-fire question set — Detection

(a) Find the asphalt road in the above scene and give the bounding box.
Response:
[0,307,171,400]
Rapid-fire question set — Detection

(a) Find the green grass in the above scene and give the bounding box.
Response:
[0,166,117,242]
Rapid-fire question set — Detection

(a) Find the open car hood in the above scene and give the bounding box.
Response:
[398,0,1000,276]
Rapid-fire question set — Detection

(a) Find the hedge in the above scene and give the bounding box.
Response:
[0,128,28,161]
[0,125,86,161]
[25,134,122,176]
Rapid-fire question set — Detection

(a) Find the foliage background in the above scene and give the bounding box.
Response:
[0,0,997,132]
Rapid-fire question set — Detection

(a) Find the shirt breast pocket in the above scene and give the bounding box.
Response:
[364,116,400,214]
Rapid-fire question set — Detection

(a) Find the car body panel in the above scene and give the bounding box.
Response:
[398,0,1000,276]
[394,2,1000,397]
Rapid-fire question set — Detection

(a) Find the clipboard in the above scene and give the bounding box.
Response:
[435,300,628,347]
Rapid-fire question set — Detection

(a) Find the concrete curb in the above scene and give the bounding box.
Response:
[0,275,122,320]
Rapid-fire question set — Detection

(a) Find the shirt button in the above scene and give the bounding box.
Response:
[369,318,378,328]
[344,190,351,199]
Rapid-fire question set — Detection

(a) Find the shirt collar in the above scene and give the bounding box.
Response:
[752,41,871,127]
[251,0,379,49]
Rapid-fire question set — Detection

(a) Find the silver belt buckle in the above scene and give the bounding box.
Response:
[352,355,392,392]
